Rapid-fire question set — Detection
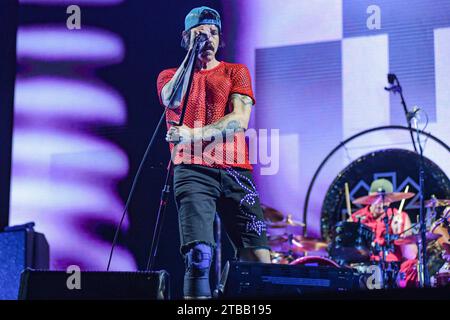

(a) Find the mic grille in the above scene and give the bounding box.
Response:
[387,73,396,84]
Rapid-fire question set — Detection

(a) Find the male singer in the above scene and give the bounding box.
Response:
[157,6,270,299]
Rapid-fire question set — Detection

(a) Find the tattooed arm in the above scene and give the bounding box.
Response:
[165,93,254,143]
[195,93,253,140]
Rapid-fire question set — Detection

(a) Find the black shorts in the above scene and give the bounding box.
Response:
[173,164,269,255]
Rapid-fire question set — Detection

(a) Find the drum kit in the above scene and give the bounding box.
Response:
[263,204,328,264]
[264,192,450,289]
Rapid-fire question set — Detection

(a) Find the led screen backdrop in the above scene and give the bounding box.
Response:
[11,0,135,270]
[224,0,450,237]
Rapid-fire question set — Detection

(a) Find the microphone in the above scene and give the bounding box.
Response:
[384,73,401,93]
[192,33,209,51]
[195,33,209,44]
[387,73,397,85]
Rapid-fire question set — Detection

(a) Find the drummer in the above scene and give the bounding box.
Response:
[350,179,418,287]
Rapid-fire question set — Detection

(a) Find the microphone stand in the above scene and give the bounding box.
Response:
[146,39,202,271]
[385,74,418,153]
[385,74,429,286]
[214,214,222,290]
[413,117,430,287]
[379,191,394,289]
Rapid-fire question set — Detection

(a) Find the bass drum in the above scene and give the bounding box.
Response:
[329,221,373,263]
[289,256,341,268]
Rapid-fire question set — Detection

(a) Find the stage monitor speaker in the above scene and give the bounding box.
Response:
[19,269,170,300]
[0,224,49,300]
[216,261,359,299]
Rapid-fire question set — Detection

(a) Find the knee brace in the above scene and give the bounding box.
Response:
[183,243,212,298]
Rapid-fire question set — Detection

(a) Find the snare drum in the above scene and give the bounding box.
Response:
[329,221,374,263]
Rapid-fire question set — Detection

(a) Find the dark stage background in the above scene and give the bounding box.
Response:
[10,0,234,299]
[0,1,18,229]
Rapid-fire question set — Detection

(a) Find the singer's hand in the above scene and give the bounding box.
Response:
[188,27,210,50]
[189,29,200,49]
[165,124,193,144]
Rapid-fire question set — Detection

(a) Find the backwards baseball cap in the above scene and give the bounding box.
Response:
[369,179,393,194]
[184,6,221,32]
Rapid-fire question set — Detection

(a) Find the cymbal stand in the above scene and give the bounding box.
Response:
[379,191,396,289]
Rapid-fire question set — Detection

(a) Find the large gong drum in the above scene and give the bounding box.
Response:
[321,149,450,266]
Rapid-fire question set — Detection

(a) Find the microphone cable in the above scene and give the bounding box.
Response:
[106,110,166,271]
[106,40,201,271]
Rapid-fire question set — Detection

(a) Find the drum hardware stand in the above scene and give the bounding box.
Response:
[146,37,204,272]
[368,190,399,289]
[286,234,296,260]
[412,110,430,288]
[379,191,397,289]
[214,214,222,290]
[386,74,430,287]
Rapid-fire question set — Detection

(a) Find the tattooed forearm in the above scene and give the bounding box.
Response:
[197,116,244,141]
[230,93,253,107]
[226,120,243,131]
[191,93,252,142]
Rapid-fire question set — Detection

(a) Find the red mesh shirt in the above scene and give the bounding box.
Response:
[156,61,255,170]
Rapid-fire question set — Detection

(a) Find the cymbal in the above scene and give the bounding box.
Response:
[268,235,328,255]
[353,192,415,205]
[394,232,442,246]
[266,214,305,228]
[425,198,450,208]
[261,204,284,222]
[267,235,289,246]
[266,221,305,228]
[292,236,328,252]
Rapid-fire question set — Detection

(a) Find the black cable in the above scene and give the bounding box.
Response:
[390,110,431,240]
[106,111,166,271]
[106,40,201,271]
[395,76,418,153]
[414,109,431,287]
